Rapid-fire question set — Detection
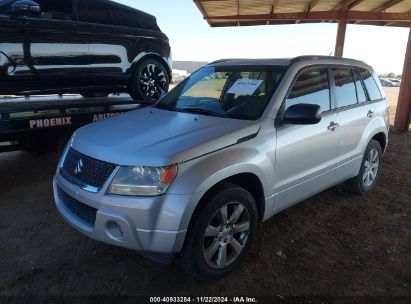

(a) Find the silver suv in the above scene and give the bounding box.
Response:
[53,56,389,280]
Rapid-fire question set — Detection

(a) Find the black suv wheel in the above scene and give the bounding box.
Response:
[129,59,169,102]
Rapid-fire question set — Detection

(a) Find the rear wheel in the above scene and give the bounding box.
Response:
[345,139,382,194]
[180,183,257,280]
[129,59,169,102]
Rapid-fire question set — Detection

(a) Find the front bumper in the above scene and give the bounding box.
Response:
[53,173,192,263]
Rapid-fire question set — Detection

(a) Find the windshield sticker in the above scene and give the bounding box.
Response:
[227,79,263,95]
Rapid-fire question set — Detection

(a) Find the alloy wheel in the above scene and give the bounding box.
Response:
[139,63,167,100]
[363,148,380,187]
[202,202,250,269]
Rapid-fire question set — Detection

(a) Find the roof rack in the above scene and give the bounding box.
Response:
[291,55,366,64]
[209,58,252,64]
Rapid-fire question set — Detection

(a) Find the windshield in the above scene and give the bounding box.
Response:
[156,65,286,120]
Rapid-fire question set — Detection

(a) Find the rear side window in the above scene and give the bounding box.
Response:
[78,0,108,24]
[359,68,382,100]
[78,0,159,30]
[333,68,357,108]
[353,69,368,103]
[36,0,73,20]
[107,6,160,30]
[285,67,330,113]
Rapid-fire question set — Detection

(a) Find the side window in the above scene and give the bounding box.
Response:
[36,0,73,21]
[106,6,141,29]
[285,67,330,113]
[353,69,368,103]
[78,0,109,25]
[77,0,159,30]
[105,5,159,30]
[0,1,13,13]
[359,68,382,100]
[106,5,129,28]
[333,67,357,108]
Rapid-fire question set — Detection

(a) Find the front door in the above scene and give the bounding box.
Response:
[22,0,89,91]
[0,2,26,94]
[273,67,339,213]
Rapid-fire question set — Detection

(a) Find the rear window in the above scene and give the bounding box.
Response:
[359,68,382,101]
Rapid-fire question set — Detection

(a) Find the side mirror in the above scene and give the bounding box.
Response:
[282,103,322,125]
[11,0,40,16]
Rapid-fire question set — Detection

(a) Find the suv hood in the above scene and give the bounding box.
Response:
[70,107,260,167]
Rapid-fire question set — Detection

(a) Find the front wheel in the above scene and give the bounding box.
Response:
[345,139,383,194]
[129,59,169,102]
[180,182,258,280]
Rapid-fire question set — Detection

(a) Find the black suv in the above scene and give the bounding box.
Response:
[0,0,172,101]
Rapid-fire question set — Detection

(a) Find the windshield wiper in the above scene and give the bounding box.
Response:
[179,108,228,118]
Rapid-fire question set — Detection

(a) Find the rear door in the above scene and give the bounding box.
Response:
[332,66,380,182]
[274,66,339,212]
[74,0,145,87]
[76,0,167,81]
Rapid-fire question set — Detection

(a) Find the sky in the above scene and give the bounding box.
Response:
[115,0,409,75]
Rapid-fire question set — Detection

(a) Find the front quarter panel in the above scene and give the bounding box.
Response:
[168,120,277,229]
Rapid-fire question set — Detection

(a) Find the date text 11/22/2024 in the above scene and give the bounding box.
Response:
[149,297,258,303]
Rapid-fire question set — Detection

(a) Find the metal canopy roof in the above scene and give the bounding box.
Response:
[194,0,411,27]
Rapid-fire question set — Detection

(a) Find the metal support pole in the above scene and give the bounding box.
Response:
[335,20,347,57]
[394,27,411,132]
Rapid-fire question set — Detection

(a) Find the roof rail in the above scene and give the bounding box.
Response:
[291,55,366,64]
[210,59,233,64]
[209,58,253,64]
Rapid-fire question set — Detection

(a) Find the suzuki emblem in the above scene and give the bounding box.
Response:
[74,159,84,175]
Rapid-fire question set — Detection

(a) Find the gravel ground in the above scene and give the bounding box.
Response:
[0,87,410,298]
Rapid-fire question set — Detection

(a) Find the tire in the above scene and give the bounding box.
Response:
[345,139,383,194]
[129,58,169,102]
[80,92,109,98]
[180,182,258,281]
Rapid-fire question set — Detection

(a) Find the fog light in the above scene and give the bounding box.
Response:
[105,221,124,240]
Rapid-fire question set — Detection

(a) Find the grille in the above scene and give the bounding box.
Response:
[58,188,97,227]
[62,148,116,189]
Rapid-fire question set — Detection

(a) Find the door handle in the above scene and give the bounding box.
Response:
[327,121,339,131]
[367,110,375,118]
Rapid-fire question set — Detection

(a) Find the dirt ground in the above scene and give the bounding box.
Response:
[0,88,410,298]
[384,87,402,124]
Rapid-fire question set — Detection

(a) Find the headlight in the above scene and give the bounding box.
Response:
[56,135,73,174]
[108,165,177,196]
